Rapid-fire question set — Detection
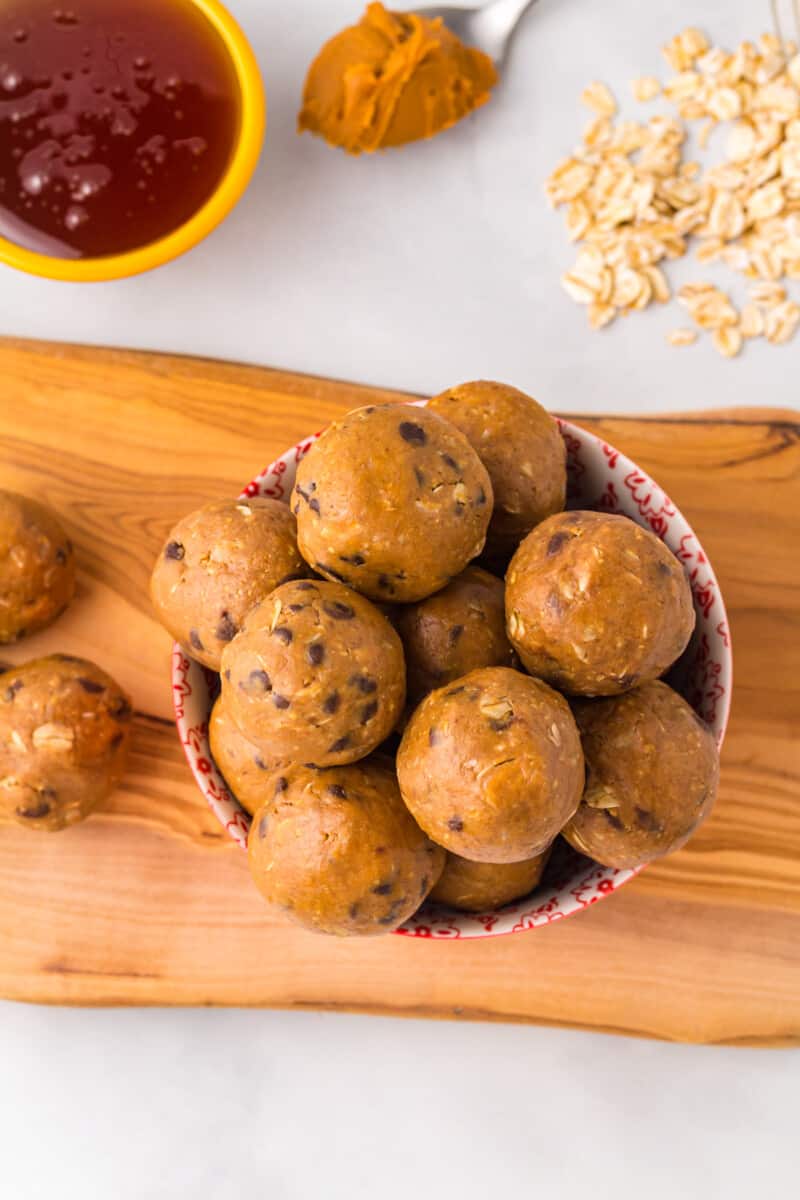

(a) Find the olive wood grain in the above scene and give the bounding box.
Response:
[0,337,797,1045]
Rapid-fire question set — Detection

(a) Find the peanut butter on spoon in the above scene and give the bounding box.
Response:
[298,2,497,154]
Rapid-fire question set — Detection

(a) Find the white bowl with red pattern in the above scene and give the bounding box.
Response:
[172,409,732,940]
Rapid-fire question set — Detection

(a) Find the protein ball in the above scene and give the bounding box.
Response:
[292,403,493,602]
[428,380,566,565]
[208,696,287,816]
[397,666,584,862]
[247,759,446,936]
[429,847,551,912]
[221,579,406,766]
[393,565,515,703]
[150,498,309,672]
[0,490,76,643]
[0,655,132,831]
[506,511,695,696]
[562,680,719,869]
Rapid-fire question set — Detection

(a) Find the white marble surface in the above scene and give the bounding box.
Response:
[1,0,797,1195]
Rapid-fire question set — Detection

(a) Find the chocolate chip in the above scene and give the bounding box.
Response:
[328,784,347,798]
[379,898,406,925]
[293,502,300,515]
[399,421,426,446]
[658,560,672,576]
[441,453,460,471]
[258,814,269,839]
[243,669,271,693]
[77,677,104,694]
[635,806,663,833]
[340,553,365,566]
[489,715,514,733]
[453,503,465,516]
[377,574,395,592]
[16,799,52,820]
[349,674,377,694]
[547,531,571,556]
[323,691,340,714]
[617,673,639,690]
[329,735,351,753]
[55,547,69,565]
[274,776,288,794]
[111,732,124,749]
[375,846,387,854]
[372,881,393,895]
[445,685,465,697]
[428,727,441,747]
[273,627,293,645]
[447,816,464,832]
[189,630,204,652]
[287,603,305,613]
[295,484,311,503]
[224,669,231,681]
[307,642,325,666]
[324,601,355,620]
[449,624,464,646]
[272,694,290,710]
[414,467,426,488]
[603,809,624,831]
[254,755,269,770]
[360,700,378,724]
[4,680,23,701]
[216,612,237,643]
[295,582,316,591]
[474,487,487,507]
[109,696,132,720]
[349,903,360,920]
[165,541,185,561]
[315,563,349,584]
[308,498,321,515]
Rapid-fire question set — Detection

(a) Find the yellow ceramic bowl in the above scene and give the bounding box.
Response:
[0,0,265,283]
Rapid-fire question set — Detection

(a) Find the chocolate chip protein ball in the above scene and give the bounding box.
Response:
[292,404,493,602]
[0,655,132,831]
[562,680,719,869]
[397,666,584,862]
[506,511,695,696]
[247,759,446,936]
[208,697,287,816]
[429,847,551,912]
[428,381,566,564]
[0,490,75,643]
[393,565,515,703]
[150,498,309,671]
[221,579,406,766]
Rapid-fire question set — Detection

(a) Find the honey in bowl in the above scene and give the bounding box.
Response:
[0,0,242,260]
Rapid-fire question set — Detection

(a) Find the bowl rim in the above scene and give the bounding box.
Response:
[0,0,265,283]
[171,411,733,939]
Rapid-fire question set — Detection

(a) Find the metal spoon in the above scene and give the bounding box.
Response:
[419,0,541,64]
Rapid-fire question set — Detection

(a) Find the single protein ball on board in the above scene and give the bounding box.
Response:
[428,381,567,566]
[397,666,584,863]
[221,579,406,766]
[0,490,76,643]
[505,510,695,696]
[150,498,309,672]
[247,759,446,936]
[292,404,493,603]
[0,655,132,832]
[429,846,551,912]
[393,565,515,704]
[208,696,288,817]
[298,2,497,155]
[563,680,719,869]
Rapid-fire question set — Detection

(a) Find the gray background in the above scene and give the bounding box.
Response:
[1,1,796,1196]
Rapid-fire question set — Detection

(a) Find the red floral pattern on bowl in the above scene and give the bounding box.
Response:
[172,411,732,940]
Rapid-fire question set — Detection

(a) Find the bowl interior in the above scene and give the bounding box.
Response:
[172,413,732,939]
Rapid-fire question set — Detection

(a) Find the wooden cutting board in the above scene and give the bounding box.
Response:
[0,336,798,1045]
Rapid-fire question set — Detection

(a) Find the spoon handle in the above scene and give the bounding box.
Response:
[475,0,542,62]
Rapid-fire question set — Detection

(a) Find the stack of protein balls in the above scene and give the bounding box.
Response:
[150,383,720,937]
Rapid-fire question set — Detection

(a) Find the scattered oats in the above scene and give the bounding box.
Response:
[580,81,617,116]
[740,303,766,337]
[643,264,671,301]
[712,325,743,357]
[632,76,661,102]
[588,302,617,329]
[707,86,742,121]
[562,272,597,304]
[764,299,800,342]
[668,328,698,346]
